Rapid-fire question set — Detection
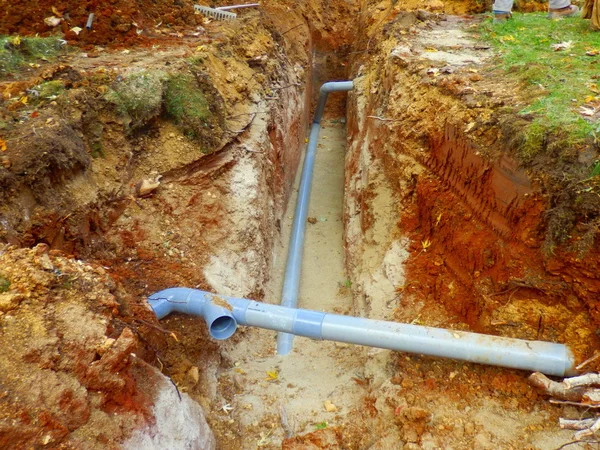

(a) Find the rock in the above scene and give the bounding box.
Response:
[85,327,137,394]
[135,175,162,197]
[44,16,62,27]
[123,362,216,450]
[323,400,338,412]
[0,293,24,312]
[187,366,200,385]
[96,338,115,356]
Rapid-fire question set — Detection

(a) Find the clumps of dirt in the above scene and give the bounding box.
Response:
[0,244,151,448]
[282,427,345,449]
[0,0,201,46]
[500,114,600,255]
[3,118,90,195]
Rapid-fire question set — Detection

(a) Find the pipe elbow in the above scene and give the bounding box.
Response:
[147,287,195,319]
[319,81,354,94]
[147,288,238,340]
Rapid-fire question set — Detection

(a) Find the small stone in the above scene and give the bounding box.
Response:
[307,217,317,224]
[464,422,476,435]
[135,175,162,197]
[97,338,115,356]
[44,16,62,27]
[38,253,54,271]
[324,400,338,412]
[187,366,200,385]
[233,373,244,390]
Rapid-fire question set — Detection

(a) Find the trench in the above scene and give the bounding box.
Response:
[220,118,367,447]
[2,2,600,450]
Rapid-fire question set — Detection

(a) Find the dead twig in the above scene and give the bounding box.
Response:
[528,372,586,402]
[271,82,301,90]
[279,403,294,438]
[281,23,304,35]
[367,115,398,122]
[560,418,598,430]
[565,374,600,389]
[574,417,600,440]
[135,318,173,335]
[549,399,600,408]
[227,110,267,120]
[170,377,182,401]
[556,440,600,449]
[577,353,600,371]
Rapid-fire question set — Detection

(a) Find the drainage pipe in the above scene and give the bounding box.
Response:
[147,288,576,377]
[277,81,354,355]
[216,3,260,11]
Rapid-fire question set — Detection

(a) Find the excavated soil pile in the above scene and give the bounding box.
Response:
[1,0,600,449]
[0,244,152,448]
[0,0,202,46]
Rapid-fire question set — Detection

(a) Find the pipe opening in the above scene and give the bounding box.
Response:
[208,316,237,340]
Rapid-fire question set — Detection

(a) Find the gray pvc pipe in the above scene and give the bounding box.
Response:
[277,81,354,355]
[147,288,576,376]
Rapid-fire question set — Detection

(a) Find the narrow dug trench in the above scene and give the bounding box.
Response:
[1,0,600,449]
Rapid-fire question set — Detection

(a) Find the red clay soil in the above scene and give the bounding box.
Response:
[398,124,600,364]
[0,0,202,46]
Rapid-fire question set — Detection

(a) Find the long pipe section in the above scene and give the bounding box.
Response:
[148,288,575,377]
[277,81,354,355]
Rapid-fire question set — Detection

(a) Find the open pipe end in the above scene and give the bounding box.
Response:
[208,315,238,340]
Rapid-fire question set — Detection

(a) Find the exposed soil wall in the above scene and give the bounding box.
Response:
[0,4,316,447]
[345,7,600,367]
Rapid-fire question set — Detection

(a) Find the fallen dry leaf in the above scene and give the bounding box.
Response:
[266,370,278,381]
[0,139,7,152]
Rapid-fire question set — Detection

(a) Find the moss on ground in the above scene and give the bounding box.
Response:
[0,274,10,293]
[0,35,65,76]
[164,74,211,138]
[105,70,167,128]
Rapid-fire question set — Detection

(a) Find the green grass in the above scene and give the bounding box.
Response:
[105,71,167,128]
[164,74,211,139]
[0,36,65,75]
[0,275,10,293]
[479,13,600,154]
[165,75,210,123]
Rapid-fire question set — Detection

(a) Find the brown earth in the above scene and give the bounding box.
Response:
[1,0,600,449]
[0,244,153,449]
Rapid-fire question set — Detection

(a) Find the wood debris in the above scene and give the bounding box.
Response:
[530,372,600,441]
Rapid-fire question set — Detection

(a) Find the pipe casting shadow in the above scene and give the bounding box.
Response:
[277,81,354,355]
[147,288,575,377]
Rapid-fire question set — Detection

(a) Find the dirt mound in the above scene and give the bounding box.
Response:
[0,244,149,448]
[0,0,201,46]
